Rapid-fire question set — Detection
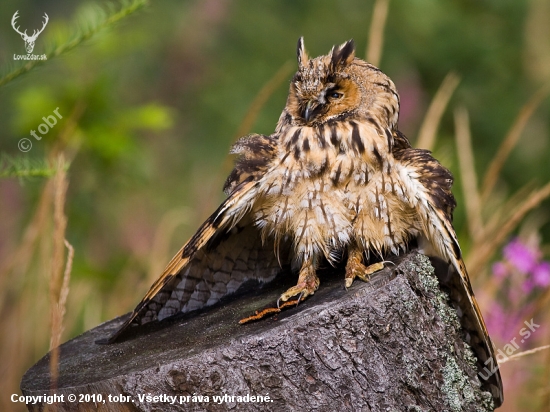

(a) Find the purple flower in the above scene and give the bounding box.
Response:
[492,261,508,279]
[532,261,550,288]
[503,238,539,274]
[521,278,535,294]
[485,302,507,340]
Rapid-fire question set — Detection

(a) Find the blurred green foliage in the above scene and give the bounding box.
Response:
[0,1,549,408]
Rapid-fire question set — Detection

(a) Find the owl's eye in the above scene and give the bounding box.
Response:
[328,91,343,99]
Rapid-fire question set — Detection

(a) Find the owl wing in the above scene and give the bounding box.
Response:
[105,134,283,343]
[395,147,504,407]
[223,133,278,194]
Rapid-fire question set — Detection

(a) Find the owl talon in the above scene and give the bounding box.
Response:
[345,248,392,288]
[279,281,317,303]
[345,261,386,288]
[279,261,320,303]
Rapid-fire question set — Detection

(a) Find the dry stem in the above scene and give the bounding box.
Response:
[48,154,71,390]
[416,72,460,151]
[467,181,550,274]
[454,106,483,242]
[481,83,550,200]
[232,60,294,140]
[498,344,550,364]
[366,0,390,67]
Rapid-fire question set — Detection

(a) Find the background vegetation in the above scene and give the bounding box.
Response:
[0,0,549,410]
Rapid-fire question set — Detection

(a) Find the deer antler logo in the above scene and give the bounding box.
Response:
[11,11,49,54]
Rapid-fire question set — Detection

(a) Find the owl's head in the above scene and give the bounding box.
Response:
[283,38,399,129]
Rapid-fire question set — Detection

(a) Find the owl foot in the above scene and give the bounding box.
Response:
[278,261,320,306]
[345,249,390,288]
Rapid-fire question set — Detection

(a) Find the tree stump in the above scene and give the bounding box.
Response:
[20,252,495,411]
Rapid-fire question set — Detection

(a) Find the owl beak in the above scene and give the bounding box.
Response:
[303,100,320,123]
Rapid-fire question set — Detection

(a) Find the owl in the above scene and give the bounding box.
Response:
[106,38,503,406]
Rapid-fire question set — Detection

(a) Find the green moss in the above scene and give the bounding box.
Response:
[407,254,461,330]
[406,407,427,412]
[442,355,470,411]
[410,254,494,411]
[442,354,493,412]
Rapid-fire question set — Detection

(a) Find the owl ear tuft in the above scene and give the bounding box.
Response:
[331,39,355,68]
[297,37,309,68]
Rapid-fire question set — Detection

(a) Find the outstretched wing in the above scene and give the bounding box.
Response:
[396,147,504,407]
[106,134,282,343]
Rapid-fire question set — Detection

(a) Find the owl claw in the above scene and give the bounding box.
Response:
[279,281,317,303]
[345,257,392,289]
[279,264,320,304]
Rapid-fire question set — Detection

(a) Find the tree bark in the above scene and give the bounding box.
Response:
[21,252,494,411]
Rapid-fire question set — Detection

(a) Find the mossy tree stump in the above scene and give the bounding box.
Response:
[21,252,494,411]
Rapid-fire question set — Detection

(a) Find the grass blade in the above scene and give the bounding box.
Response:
[233,60,294,140]
[416,72,460,150]
[481,83,550,200]
[365,0,390,67]
[0,0,148,88]
[454,106,483,242]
